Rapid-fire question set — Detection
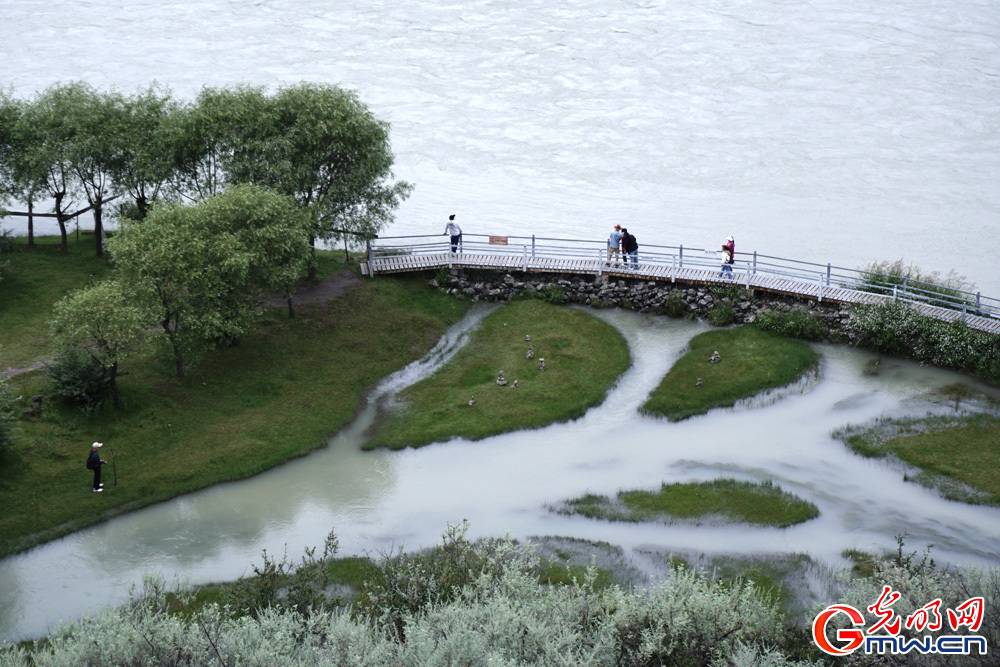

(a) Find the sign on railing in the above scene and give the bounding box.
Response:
[489,236,508,246]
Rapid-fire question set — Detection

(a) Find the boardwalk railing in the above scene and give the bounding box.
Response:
[367,234,1000,335]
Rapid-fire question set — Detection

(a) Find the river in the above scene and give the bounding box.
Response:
[1,0,998,294]
[1,0,999,644]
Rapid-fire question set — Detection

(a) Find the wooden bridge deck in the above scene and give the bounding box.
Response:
[370,250,1000,336]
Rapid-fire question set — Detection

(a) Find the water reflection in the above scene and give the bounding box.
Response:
[2,307,999,643]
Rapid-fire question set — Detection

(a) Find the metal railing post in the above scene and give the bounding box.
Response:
[818,272,824,302]
[597,249,603,277]
[745,263,750,289]
[671,255,676,283]
[826,263,831,286]
[962,304,967,324]
[976,292,981,311]
[531,235,536,258]
[902,276,908,297]
[893,285,897,301]
[679,245,683,268]
[522,245,528,272]
[753,251,757,275]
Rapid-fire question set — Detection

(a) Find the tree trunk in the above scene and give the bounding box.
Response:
[308,236,317,281]
[136,195,148,220]
[54,192,68,249]
[163,321,185,378]
[92,205,103,257]
[109,362,123,410]
[27,199,34,247]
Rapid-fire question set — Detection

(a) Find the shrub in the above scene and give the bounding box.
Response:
[847,301,1000,383]
[224,530,340,618]
[46,347,112,416]
[706,302,736,326]
[753,309,828,341]
[661,292,687,318]
[538,283,566,305]
[855,259,974,308]
[434,266,451,285]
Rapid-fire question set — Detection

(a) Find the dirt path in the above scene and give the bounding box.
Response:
[2,271,363,379]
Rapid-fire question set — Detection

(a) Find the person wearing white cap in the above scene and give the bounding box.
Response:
[86,442,107,492]
[719,235,735,280]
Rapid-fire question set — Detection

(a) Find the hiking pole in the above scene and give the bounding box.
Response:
[111,448,118,486]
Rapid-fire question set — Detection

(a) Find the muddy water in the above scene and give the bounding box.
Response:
[1,307,999,642]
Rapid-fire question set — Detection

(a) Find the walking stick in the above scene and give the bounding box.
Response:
[111,448,118,486]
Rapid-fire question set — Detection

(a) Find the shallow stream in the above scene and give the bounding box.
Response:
[1,307,998,643]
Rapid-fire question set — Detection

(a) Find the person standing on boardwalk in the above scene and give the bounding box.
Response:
[443,214,462,254]
[719,235,735,279]
[607,224,623,264]
[621,228,639,266]
[86,442,107,492]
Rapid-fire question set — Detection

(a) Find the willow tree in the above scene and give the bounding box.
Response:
[185,83,411,277]
[108,185,311,377]
[50,280,150,410]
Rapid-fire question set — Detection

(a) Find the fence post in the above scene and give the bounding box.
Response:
[672,255,676,283]
[902,276,908,297]
[962,304,967,324]
[597,249,603,277]
[366,239,373,274]
[893,285,897,301]
[826,263,831,286]
[818,272,824,302]
[532,235,536,258]
[753,251,757,275]
[522,245,528,272]
[976,292,981,311]
[745,263,750,289]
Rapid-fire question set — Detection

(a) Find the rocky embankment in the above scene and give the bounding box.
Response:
[430,271,854,338]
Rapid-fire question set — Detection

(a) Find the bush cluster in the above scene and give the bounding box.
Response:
[847,301,1000,383]
[45,347,112,416]
[753,309,828,341]
[0,374,19,455]
[706,302,736,326]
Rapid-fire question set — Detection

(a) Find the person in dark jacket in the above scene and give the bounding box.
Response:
[86,442,107,492]
[620,228,639,266]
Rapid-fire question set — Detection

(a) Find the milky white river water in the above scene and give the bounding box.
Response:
[1,0,998,294]
[2,0,999,644]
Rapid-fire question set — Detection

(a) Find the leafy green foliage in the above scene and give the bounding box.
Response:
[45,346,112,416]
[538,283,567,304]
[107,185,311,376]
[49,279,150,409]
[856,259,974,308]
[753,308,829,341]
[225,530,341,619]
[706,301,735,326]
[847,301,1000,383]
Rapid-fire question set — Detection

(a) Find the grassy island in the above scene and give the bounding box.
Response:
[366,300,630,450]
[558,479,819,528]
[836,411,1000,505]
[641,325,818,421]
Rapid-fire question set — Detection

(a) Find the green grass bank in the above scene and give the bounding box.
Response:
[558,479,819,528]
[835,411,1000,505]
[367,299,630,449]
[641,325,818,421]
[0,262,467,558]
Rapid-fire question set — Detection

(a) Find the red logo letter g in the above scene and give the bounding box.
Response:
[812,604,866,656]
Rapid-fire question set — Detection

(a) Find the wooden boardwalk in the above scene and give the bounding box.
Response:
[369,243,1000,336]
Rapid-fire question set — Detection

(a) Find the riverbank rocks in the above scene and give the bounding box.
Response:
[430,270,856,341]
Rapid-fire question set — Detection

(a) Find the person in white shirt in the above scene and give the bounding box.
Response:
[444,214,462,253]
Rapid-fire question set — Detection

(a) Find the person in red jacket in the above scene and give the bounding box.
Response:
[719,236,735,280]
